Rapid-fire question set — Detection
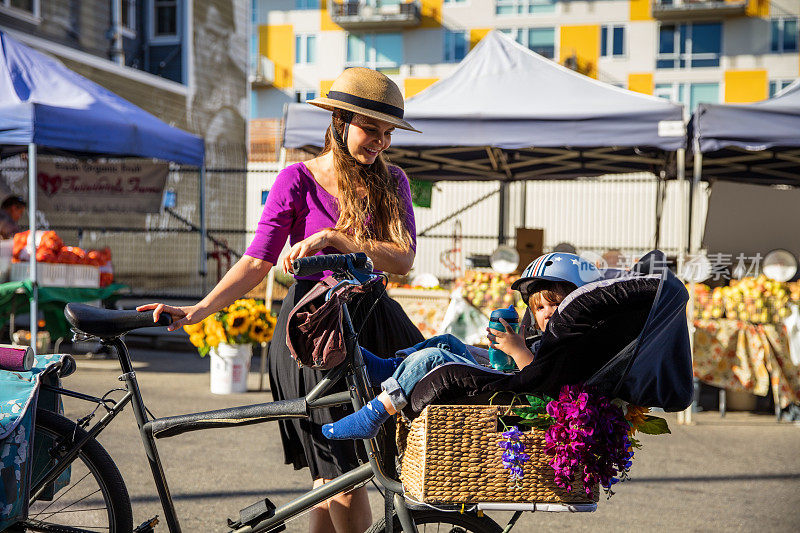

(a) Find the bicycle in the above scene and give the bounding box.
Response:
[14,252,592,533]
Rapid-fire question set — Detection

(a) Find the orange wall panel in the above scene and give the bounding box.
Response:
[260,24,293,89]
[629,0,652,22]
[724,70,768,103]
[559,25,601,79]
[404,78,438,98]
[628,73,654,95]
[470,28,491,50]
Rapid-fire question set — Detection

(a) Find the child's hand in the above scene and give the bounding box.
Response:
[487,319,534,368]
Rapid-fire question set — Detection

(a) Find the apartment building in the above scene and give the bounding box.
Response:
[250,0,799,119]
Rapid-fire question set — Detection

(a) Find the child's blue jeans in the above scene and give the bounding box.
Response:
[381,334,478,411]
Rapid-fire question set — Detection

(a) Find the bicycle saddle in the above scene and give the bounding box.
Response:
[65,303,172,338]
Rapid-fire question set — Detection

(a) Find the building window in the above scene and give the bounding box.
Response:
[150,0,179,41]
[495,0,555,16]
[444,29,468,63]
[121,0,136,35]
[655,82,719,113]
[294,89,317,102]
[295,0,319,9]
[444,0,467,4]
[601,25,625,58]
[771,17,799,53]
[769,79,794,98]
[295,34,316,64]
[0,0,40,20]
[346,33,403,72]
[657,23,721,69]
[499,27,555,59]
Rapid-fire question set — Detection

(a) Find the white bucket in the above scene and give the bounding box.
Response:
[209,343,252,394]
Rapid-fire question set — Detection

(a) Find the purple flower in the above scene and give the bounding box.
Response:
[543,384,635,498]
[497,425,529,486]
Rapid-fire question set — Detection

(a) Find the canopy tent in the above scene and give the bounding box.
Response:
[283,30,685,182]
[691,79,800,186]
[0,30,205,350]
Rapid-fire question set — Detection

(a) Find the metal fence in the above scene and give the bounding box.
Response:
[247,161,708,281]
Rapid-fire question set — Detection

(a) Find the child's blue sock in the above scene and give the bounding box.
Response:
[322,398,390,440]
[360,347,402,385]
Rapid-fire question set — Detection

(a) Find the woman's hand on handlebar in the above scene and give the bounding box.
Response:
[136,303,203,332]
[282,229,334,273]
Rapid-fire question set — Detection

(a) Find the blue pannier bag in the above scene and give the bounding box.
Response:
[1,352,72,530]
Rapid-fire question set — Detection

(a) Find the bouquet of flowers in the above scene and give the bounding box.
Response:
[499,384,670,498]
[183,299,277,357]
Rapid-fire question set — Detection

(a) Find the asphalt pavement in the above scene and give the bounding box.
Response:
[57,346,800,532]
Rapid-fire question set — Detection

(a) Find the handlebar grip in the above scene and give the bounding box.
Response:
[292,253,370,277]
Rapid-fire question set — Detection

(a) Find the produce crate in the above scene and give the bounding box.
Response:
[388,288,451,338]
[399,405,598,504]
[10,262,100,288]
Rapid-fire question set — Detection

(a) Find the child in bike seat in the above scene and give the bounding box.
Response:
[323,253,600,440]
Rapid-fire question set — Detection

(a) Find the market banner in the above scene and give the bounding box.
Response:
[36,159,169,213]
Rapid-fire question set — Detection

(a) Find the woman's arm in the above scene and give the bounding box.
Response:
[327,230,414,275]
[281,228,414,276]
[138,255,273,330]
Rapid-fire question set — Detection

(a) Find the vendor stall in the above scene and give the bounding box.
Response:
[0,30,205,351]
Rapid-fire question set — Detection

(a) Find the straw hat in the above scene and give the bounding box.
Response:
[308,68,420,133]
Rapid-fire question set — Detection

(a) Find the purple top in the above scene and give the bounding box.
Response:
[244,162,417,281]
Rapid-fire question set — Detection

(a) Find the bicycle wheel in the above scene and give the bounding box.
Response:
[367,509,503,533]
[19,409,134,533]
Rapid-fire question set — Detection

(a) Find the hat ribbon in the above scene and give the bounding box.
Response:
[327,90,404,119]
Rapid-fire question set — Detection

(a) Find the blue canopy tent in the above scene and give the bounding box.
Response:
[0,31,205,349]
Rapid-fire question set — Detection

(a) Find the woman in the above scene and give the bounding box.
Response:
[139,67,424,533]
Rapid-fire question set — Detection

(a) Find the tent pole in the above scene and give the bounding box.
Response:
[27,143,38,355]
[519,181,527,229]
[199,165,208,294]
[498,181,507,245]
[675,149,685,268]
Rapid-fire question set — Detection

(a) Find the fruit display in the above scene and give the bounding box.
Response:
[690,275,800,324]
[388,287,451,338]
[457,270,527,318]
[11,230,114,286]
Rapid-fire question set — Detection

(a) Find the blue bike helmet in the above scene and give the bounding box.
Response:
[511,252,601,301]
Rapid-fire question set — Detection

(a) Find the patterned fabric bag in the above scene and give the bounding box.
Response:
[0,353,71,530]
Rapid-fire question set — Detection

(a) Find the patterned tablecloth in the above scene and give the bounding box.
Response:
[692,319,800,408]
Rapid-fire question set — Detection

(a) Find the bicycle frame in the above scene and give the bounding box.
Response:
[34,275,419,533]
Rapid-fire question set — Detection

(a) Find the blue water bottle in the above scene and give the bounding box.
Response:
[488,305,520,371]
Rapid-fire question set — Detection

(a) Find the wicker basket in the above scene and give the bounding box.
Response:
[399,405,599,504]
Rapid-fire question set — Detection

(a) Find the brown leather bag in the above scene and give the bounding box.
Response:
[286,276,381,369]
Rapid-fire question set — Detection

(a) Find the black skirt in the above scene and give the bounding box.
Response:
[268,279,424,480]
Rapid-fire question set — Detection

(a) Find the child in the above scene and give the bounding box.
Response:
[323,253,600,440]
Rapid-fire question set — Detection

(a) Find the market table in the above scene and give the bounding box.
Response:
[0,281,128,342]
[692,318,800,410]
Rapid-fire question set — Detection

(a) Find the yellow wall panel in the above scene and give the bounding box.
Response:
[629,0,652,22]
[261,24,294,89]
[744,0,769,17]
[320,79,335,97]
[321,2,340,31]
[628,73,654,95]
[559,25,600,79]
[470,28,491,50]
[420,0,443,29]
[724,70,768,103]
[404,78,438,98]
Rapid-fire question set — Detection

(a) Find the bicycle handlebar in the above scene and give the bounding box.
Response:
[292,252,372,278]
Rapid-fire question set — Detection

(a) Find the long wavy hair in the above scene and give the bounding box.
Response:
[319,109,413,251]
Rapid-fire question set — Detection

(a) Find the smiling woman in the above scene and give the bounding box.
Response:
[139,67,426,533]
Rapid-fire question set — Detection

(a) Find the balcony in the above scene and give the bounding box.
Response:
[249,55,275,88]
[652,0,748,20]
[329,1,422,30]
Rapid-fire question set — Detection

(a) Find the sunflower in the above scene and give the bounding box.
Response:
[249,319,271,343]
[203,318,227,342]
[225,309,252,336]
[188,333,206,348]
[183,322,204,335]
